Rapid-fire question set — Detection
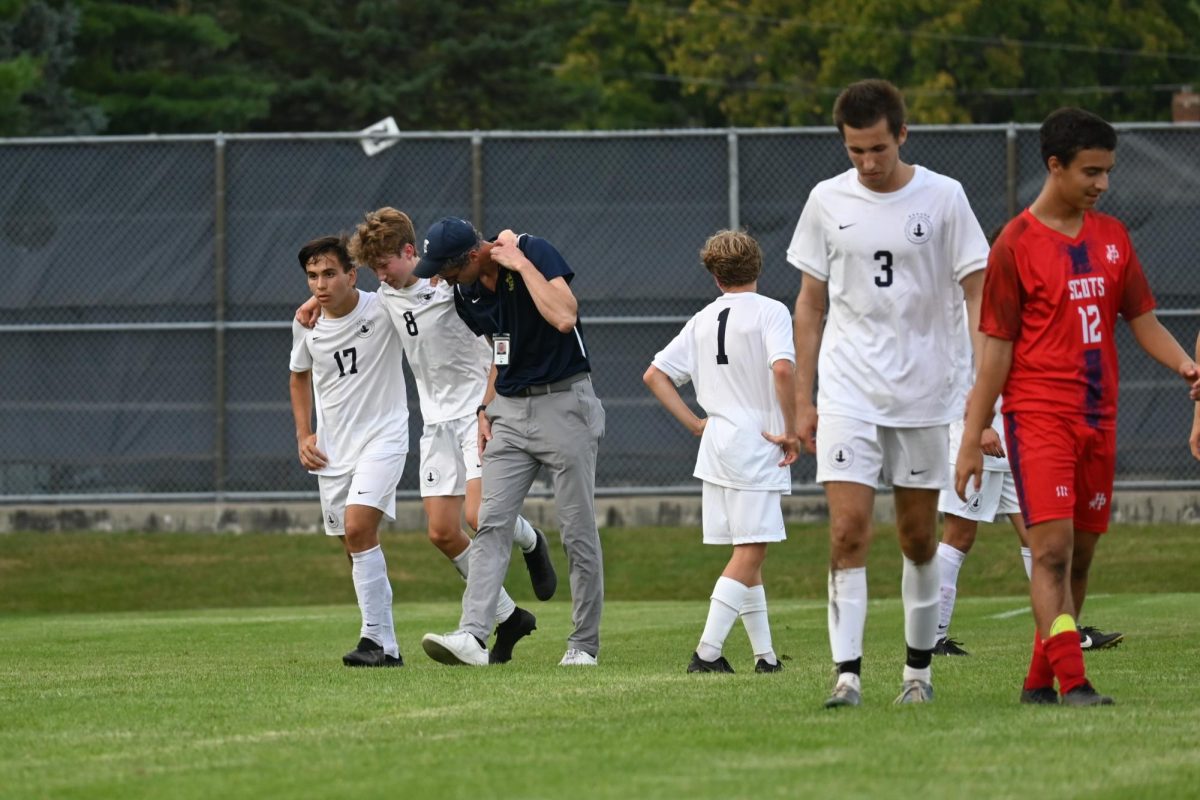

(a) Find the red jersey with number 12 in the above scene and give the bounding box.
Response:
[980,209,1156,428]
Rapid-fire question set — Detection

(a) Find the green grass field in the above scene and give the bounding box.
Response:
[3,524,1200,799]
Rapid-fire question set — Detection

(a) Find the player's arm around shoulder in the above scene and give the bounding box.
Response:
[490,235,578,332]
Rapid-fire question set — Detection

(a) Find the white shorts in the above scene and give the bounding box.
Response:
[417,416,481,497]
[317,450,407,536]
[702,482,787,545]
[938,467,1020,523]
[816,414,948,490]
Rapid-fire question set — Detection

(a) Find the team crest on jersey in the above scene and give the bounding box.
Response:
[828,443,854,469]
[1105,244,1120,264]
[905,213,933,245]
[355,318,375,338]
[505,272,515,292]
[417,291,435,305]
[423,467,441,487]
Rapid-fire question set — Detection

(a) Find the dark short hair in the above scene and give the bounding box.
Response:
[833,79,907,139]
[297,235,353,273]
[1039,107,1116,170]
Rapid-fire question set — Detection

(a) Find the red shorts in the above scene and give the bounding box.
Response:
[1004,411,1115,533]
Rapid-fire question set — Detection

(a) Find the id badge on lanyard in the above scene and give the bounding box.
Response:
[493,334,511,366]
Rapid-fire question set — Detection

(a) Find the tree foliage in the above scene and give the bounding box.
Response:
[3,0,1199,134]
[0,0,103,135]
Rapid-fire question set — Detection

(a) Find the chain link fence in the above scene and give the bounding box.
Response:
[1,125,1197,501]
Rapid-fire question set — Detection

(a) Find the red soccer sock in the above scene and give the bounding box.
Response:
[1043,628,1088,695]
[1023,630,1056,691]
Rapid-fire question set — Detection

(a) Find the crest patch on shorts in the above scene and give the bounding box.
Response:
[423,467,441,486]
[967,492,983,512]
[827,443,854,469]
[326,511,342,531]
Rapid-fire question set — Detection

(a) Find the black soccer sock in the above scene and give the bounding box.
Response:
[906,646,933,671]
[836,657,862,676]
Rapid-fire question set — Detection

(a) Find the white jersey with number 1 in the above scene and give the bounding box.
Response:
[379,279,491,424]
[787,165,989,427]
[652,291,795,492]
[289,290,409,476]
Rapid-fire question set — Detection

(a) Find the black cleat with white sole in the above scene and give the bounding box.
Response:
[343,637,404,667]
[490,607,537,664]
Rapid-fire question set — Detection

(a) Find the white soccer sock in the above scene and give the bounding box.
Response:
[452,542,516,624]
[697,576,749,661]
[1020,546,1033,581]
[740,584,777,664]
[513,516,537,553]
[828,567,867,664]
[936,542,967,638]
[902,555,940,653]
[351,545,398,658]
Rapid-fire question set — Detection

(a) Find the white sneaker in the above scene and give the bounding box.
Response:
[558,648,598,666]
[421,631,488,666]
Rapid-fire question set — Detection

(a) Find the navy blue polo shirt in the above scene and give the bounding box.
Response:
[453,233,591,396]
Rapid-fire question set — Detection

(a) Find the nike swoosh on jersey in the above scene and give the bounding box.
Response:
[910,469,927,475]
[838,223,856,229]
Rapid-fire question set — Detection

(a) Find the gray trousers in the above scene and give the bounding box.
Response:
[459,377,605,655]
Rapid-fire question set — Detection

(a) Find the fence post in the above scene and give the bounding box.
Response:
[471,133,484,230]
[214,134,228,498]
[1005,122,1018,220]
[727,129,740,231]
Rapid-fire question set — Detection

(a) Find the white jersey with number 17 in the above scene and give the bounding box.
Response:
[787,165,989,426]
[290,290,409,476]
[652,291,794,492]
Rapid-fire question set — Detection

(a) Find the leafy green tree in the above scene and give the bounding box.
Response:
[0,0,103,136]
[198,0,585,132]
[68,0,274,133]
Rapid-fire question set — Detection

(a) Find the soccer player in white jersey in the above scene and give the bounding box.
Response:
[289,236,407,667]
[644,230,799,674]
[346,208,557,664]
[789,79,989,706]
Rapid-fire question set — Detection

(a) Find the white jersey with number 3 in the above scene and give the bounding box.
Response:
[652,291,794,492]
[379,279,491,424]
[290,290,408,476]
[787,166,988,426]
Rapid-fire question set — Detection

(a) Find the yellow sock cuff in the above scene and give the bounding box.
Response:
[1049,614,1076,638]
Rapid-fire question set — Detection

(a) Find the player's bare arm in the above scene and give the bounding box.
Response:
[960,270,986,365]
[1126,312,1200,399]
[765,358,800,466]
[979,427,1005,459]
[295,295,320,328]
[288,370,328,470]
[955,336,1013,501]
[643,365,707,437]
[489,239,579,332]
[1192,333,1200,460]
[793,274,827,453]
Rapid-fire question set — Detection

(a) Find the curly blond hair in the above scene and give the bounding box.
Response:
[700,229,761,287]
[347,207,416,268]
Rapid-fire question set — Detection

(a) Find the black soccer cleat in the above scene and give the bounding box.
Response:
[932,637,970,656]
[1061,682,1115,706]
[342,637,404,667]
[1019,686,1059,705]
[489,607,537,664]
[754,658,783,674]
[687,652,735,674]
[1078,625,1124,651]
[523,528,558,601]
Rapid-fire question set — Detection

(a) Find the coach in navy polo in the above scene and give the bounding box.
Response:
[417,217,606,668]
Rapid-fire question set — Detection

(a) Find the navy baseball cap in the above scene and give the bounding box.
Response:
[414,217,478,278]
